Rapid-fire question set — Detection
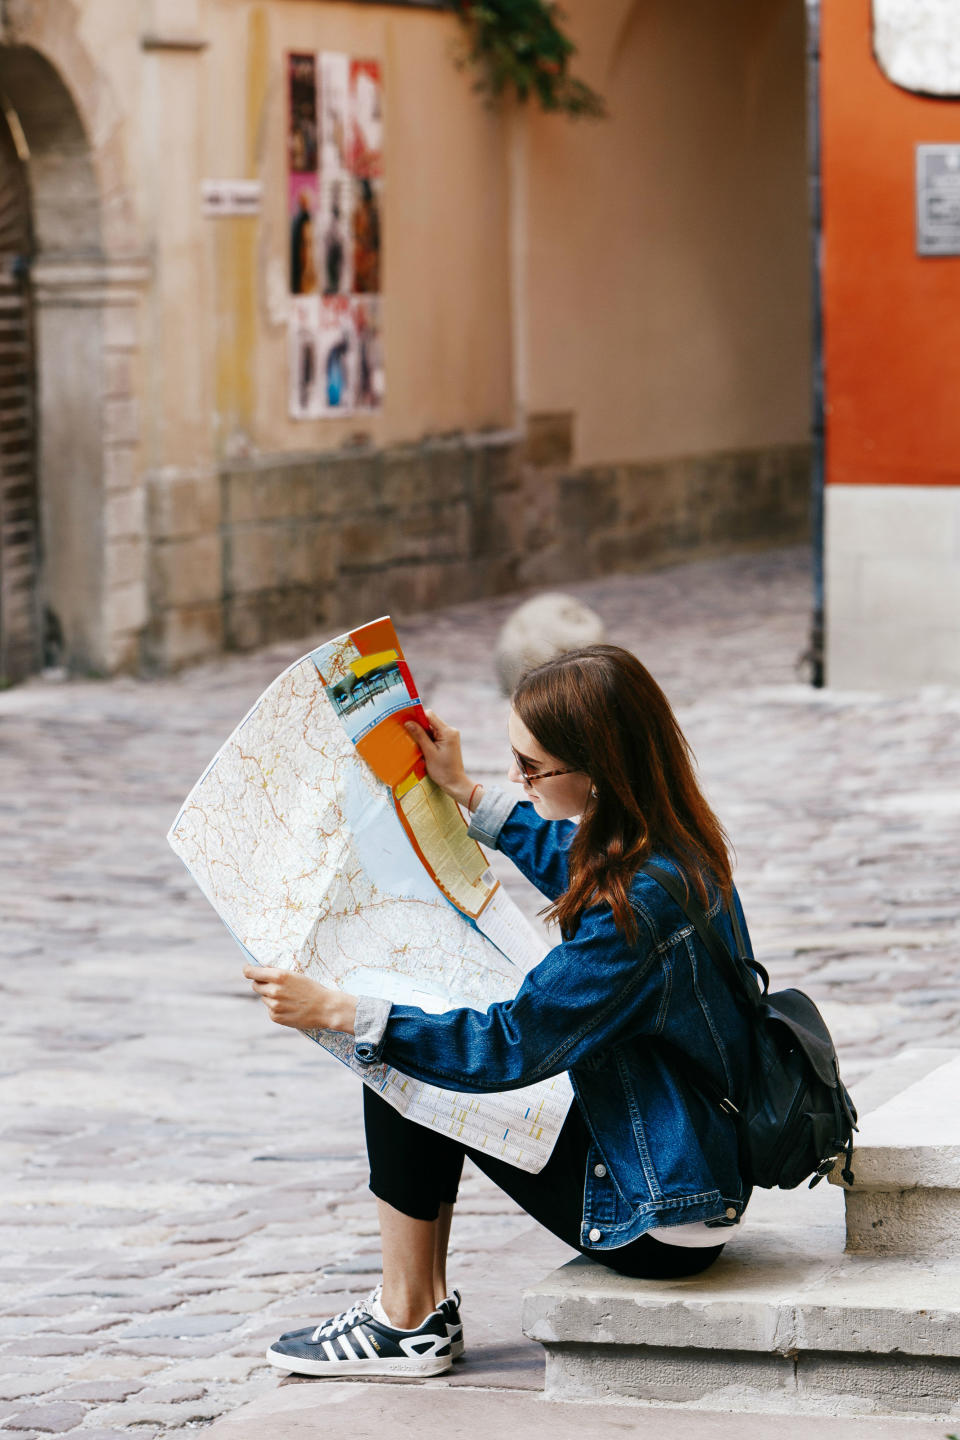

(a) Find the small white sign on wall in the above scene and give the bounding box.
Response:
[201,180,263,217]
[916,145,960,256]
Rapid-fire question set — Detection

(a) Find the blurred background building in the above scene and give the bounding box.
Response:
[0,0,954,687]
[821,0,960,689]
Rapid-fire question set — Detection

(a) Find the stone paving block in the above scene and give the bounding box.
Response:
[120,1313,245,1339]
[55,1380,144,1403]
[4,1400,89,1432]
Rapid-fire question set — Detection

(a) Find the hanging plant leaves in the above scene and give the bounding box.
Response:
[445,0,606,118]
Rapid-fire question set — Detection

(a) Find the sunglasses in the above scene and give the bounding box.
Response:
[511,746,575,788]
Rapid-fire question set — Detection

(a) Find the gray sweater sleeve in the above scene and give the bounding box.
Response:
[465,785,518,848]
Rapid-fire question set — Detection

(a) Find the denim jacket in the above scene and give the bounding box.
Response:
[353,788,754,1251]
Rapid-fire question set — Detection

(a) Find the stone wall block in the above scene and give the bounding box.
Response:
[104,579,149,639]
[152,534,222,607]
[303,522,339,587]
[225,468,313,525]
[103,446,137,494]
[330,569,395,630]
[223,595,266,652]
[106,486,146,542]
[518,542,595,590]
[259,587,316,644]
[684,452,739,514]
[226,528,273,596]
[103,350,134,400]
[278,526,314,588]
[340,516,397,571]
[521,412,574,470]
[103,305,138,352]
[434,443,477,498]
[103,397,139,447]
[590,528,661,575]
[223,473,261,526]
[255,466,316,521]
[104,536,144,589]
[382,450,442,510]
[487,489,527,556]
[615,463,673,530]
[148,472,221,542]
[520,467,560,550]
[325,455,383,515]
[104,627,142,674]
[383,560,475,617]
[394,502,469,563]
[149,603,224,671]
[557,470,618,534]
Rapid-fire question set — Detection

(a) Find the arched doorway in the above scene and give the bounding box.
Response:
[0,27,147,679]
[0,100,37,684]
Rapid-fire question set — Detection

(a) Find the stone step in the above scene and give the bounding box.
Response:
[833,1049,960,1255]
[521,1048,960,1419]
[201,1375,955,1440]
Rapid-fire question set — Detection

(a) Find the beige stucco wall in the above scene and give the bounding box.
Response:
[203,0,514,461]
[1,0,812,677]
[522,0,812,467]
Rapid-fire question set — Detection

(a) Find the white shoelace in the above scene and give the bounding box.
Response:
[310,1284,382,1343]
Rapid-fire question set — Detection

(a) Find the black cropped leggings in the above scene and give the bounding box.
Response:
[363,1086,724,1281]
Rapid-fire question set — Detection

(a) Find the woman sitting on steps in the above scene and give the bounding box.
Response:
[244,644,754,1378]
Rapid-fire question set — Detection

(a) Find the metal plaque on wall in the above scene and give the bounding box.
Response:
[916,144,960,256]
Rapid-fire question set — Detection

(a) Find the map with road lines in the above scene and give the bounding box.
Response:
[168,618,571,1172]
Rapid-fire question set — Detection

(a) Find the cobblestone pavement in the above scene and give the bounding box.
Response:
[1,546,959,1438]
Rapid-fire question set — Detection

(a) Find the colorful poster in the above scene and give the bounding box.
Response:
[288,54,319,294]
[287,50,384,416]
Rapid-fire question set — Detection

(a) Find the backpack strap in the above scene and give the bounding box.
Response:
[642,862,769,1008]
[641,861,756,1179]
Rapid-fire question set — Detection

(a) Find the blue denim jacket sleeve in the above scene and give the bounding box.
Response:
[467,786,577,901]
[353,896,664,1091]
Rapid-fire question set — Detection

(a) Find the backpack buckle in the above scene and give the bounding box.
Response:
[720,1096,740,1116]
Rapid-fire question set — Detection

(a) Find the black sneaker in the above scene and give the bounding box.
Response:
[267,1288,452,1378]
[439,1289,464,1360]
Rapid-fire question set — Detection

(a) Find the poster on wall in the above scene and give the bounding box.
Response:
[287,51,384,417]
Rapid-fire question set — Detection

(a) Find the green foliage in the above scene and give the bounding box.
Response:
[445,0,606,119]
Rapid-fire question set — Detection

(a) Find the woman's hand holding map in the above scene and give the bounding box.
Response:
[403,709,483,812]
[244,963,357,1034]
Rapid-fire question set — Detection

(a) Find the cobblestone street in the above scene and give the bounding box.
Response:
[2,546,959,1438]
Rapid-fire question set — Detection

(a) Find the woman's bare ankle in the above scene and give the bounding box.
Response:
[379,1284,437,1331]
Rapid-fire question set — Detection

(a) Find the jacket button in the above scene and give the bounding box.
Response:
[725,1207,737,1220]
[593,1163,607,1178]
[588,1227,602,1243]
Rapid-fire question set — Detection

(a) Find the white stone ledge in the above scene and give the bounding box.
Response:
[522,1051,960,1414]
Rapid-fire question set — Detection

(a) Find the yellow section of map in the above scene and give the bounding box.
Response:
[399,776,494,919]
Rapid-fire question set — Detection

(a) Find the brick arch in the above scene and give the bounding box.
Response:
[0,1,148,674]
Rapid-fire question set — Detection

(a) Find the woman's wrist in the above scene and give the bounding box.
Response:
[446,775,483,811]
[323,990,357,1035]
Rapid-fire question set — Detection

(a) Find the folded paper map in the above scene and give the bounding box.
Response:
[168,617,572,1172]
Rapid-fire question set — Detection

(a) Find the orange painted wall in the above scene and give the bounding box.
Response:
[822,0,960,486]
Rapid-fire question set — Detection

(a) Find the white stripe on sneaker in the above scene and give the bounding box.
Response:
[353,1326,378,1359]
[321,1340,339,1363]
[336,1332,359,1361]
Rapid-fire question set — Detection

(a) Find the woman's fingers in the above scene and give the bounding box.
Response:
[403,719,433,754]
[244,963,283,982]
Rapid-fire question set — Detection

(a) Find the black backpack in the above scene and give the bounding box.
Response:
[644,863,857,1191]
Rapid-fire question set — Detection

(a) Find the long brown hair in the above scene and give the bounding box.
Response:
[513,645,732,944]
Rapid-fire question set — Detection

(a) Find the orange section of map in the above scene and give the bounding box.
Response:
[356,720,426,788]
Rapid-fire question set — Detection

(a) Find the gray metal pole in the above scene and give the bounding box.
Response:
[806,0,825,687]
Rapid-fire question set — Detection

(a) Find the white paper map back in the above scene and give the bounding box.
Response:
[168,622,572,1172]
